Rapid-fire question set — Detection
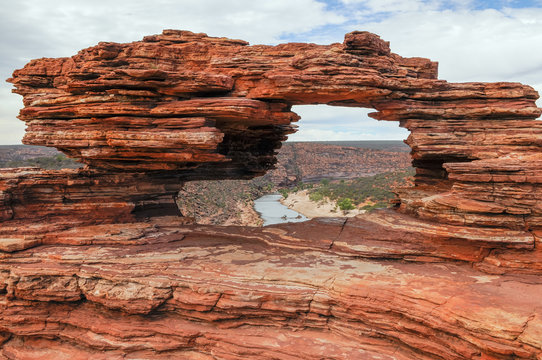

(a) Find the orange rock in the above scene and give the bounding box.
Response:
[8,30,542,230]
[2,30,542,358]
[0,216,541,358]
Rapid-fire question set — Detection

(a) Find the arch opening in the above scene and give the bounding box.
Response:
[288,105,408,143]
[177,104,414,226]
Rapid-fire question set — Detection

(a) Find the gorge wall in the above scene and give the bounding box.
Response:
[269,142,411,185]
[1,30,541,359]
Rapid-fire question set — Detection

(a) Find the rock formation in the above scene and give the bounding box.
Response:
[1,30,541,359]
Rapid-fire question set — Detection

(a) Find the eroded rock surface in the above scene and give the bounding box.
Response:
[2,30,542,359]
[1,215,542,359]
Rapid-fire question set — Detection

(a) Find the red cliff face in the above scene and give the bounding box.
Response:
[2,30,542,359]
[268,142,412,185]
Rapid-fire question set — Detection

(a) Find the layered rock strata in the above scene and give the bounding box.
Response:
[2,30,542,359]
[269,142,411,185]
[0,167,186,237]
[8,30,541,231]
[0,215,541,359]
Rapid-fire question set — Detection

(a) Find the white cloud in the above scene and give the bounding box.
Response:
[288,105,409,141]
[2,0,541,145]
[345,6,542,83]
[340,0,436,12]
[0,88,25,145]
[4,0,345,52]
[0,0,345,144]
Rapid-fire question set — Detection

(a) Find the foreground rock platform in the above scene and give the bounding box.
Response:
[1,214,542,359]
[2,30,542,358]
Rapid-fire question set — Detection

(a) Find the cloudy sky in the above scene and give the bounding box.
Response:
[2,0,542,144]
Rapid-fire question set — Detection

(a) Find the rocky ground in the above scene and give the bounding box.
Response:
[177,179,270,226]
[280,189,366,217]
[280,168,415,217]
[179,143,412,225]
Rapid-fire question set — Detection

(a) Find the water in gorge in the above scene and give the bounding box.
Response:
[253,193,309,226]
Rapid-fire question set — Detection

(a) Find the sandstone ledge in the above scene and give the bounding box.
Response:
[1,213,541,359]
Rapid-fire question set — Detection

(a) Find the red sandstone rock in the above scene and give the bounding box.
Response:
[1,215,542,359]
[0,167,186,231]
[8,30,542,231]
[2,30,542,359]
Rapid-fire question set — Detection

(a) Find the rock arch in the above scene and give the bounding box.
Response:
[2,30,542,359]
[7,30,542,231]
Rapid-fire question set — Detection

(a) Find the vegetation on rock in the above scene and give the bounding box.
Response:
[337,198,355,211]
[309,168,414,209]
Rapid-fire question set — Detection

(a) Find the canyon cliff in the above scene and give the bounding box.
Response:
[269,142,411,185]
[1,30,541,359]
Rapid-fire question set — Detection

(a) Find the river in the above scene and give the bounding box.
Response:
[253,193,309,226]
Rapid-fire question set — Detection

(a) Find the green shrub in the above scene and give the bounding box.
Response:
[337,198,355,211]
[309,192,324,203]
[304,168,414,209]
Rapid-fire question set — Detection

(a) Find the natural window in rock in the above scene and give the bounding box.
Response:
[177,105,414,227]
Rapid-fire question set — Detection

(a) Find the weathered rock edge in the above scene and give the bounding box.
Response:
[1,30,542,359]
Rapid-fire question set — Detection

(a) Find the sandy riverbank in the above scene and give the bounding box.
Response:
[222,200,263,227]
[279,190,366,218]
